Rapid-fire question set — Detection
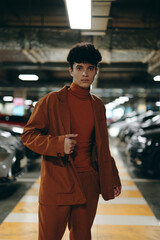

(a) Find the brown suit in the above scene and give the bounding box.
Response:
[21,86,121,206]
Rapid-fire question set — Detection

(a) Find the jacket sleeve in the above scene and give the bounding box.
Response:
[21,98,65,157]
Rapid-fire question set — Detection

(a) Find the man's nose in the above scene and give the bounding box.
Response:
[82,69,88,76]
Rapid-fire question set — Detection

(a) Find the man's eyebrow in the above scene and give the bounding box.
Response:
[75,64,82,67]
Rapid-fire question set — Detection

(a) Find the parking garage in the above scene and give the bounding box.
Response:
[0,0,160,239]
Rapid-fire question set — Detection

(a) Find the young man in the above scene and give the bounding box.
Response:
[21,42,121,240]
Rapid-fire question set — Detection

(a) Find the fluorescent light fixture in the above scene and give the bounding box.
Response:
[119,96,129,102]
[155,101,160,107]
[24,99,33,105]
[66,0,91,29]
[81,31,105,36]
[18,74,39,81]
[3,96,13,102]
[153,75,160,81]
[33,101,38,107]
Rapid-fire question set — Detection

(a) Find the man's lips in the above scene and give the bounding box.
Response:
[81,79,89,82]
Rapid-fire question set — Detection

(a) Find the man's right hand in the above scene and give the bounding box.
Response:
[64,134,78,154]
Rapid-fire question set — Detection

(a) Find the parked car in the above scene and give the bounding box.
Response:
[108,114,138,138]
[0,129,27,184]
[127,128,160,178]
[0,114,29,127]
[0,123,41,167]
[141,114,160,130]
[119,111,160,142]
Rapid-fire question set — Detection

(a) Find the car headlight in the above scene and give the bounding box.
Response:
[137,136,147,144]
[147,140,152,146]
[0,146,10,162]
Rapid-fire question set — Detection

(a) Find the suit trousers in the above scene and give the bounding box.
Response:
[38,169,100,240]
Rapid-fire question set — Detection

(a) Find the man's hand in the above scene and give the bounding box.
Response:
[114,186,121,197]
[64,134,78,155]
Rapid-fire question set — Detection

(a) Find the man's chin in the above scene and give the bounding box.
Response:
[80,83,90,89]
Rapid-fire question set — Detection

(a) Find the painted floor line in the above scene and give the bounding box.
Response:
[94,215,159,226]
[20,195,38,202]
[99,197,148,205]
[122,185,138,190]
[132,178,160,183]
[4,213,38,223]
[4,213,159,226]
[119,176,132,180]
[16,178,38,182]
[31,183,40,188]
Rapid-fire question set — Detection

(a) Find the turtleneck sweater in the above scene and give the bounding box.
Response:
[68,82,95,172]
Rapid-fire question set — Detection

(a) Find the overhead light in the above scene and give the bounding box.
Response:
[153,75,160,81]
[155,101,160,107]
[65,0,91,29]
[3,96,13,102]
[33,101,38,107]
[18,74,39,81]
[81,31,106,36]
[24,99,33,105]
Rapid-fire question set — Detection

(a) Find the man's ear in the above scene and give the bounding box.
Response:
[69,67,73,77]
[96,67,99,75]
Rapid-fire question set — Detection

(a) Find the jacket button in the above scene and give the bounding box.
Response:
[57,153,61,157]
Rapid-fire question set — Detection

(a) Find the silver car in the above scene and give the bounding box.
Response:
[0,129,27,183]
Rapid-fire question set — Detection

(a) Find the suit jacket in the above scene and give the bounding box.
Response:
[21,86,121,205]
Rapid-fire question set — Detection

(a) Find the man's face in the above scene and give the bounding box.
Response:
[69,62,98,89]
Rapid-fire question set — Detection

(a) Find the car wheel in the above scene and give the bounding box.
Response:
[153,152,160,179]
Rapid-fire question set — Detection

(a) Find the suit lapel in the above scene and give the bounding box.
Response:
[57,86,71,134]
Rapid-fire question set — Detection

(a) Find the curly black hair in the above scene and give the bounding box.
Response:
[67,42,102,69]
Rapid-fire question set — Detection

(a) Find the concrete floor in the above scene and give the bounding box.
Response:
[0,159,41,224]
[0,141,160,239]
[113,138,160,222]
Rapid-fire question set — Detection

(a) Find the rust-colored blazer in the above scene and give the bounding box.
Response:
[21,86,121,205]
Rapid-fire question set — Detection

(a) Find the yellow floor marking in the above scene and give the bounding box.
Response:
[119,171,130,177]
[12,202,38,213]
[26,188,39,195]
[121,179,135,186]
[35,179,40,184]
[0,155,159,240]
[97,204,154,216]
[12,201,154,216]
[1,223,160,240]
[0,222,38,240]
[91,225,160,240]
[116,165,126,170]
[119,190,143,198]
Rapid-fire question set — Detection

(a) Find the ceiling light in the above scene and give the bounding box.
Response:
[18,74,39,81]
[81,31,106,36]
[33,101,38,107]
[3,96,13,102]
[65,0,91,29]
[24,99,33,105]
[153,75,160,81]
[155,101,160,107]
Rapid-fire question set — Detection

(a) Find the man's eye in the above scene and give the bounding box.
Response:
[77,67,81,70]
[89,67,94,71]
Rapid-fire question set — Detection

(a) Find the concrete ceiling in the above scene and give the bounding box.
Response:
[0,0,160,103]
